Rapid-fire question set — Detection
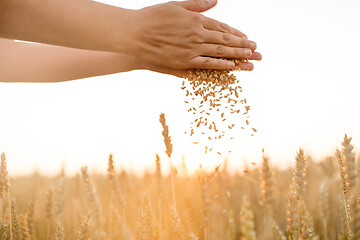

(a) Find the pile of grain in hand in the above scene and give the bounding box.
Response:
[182,58,256,154]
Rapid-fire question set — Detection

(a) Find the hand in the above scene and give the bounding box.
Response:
[129,0,262,70]
[136,57,258,78]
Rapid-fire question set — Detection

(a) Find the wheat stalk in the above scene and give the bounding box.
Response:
[155,154,163,240]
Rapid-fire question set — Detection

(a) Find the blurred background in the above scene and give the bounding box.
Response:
[0,0,359,175]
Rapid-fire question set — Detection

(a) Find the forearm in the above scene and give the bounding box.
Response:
[0,39,140,82]
[0,0,136,54]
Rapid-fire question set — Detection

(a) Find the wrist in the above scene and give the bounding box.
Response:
[110,9,142,56]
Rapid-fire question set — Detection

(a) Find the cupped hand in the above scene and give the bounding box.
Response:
[130,0,261,70]
[137,54,260,78]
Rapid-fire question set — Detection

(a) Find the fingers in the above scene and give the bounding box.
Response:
[237,62,254,71]
[188,56,236,69]
[172,0,217,13]
[249,52,262,61]
[199,44,253,59]
[202,30,256,51]
[187,56,257,71]
[202,16,247,38]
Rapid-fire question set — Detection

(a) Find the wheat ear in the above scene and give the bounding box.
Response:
[159,113,176,209]
[239,195,257,240]
[137,193,156,240]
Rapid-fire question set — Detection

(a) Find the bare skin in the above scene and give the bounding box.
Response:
[0,39,257,82]
[0,0,261,75]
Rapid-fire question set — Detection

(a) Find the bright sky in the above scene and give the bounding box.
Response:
[1,0,360,175]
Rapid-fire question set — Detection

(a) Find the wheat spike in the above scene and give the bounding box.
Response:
[286,185,298,239]
[239,195,257,240]
[351,198,360,240]
[293,148,307,200]
[0,221,10,240]
[55,177,65,219]
[199,165,219,240]
[78,214,91,240]
[336,148,352,239]
[272,221,286,240]
[260,149,274,205]
[0,153,10,198]
[228,210,236,240]
[170,205,199,240]
[55,217,65,240]
[287,149,308,239]
[320,181,329,240]
[159,113,176,208]
[80,166,103,227]
[341,135,356,191]
[45,188,54,220]
[26,197,35,238]
[137,193,156,240]
[20,214,30,240]
[299,201,315,239]
[10,200,20,240]
[159,113,173,158]
[107,154,125,209]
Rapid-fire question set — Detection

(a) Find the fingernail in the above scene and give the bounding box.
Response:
[250,42,256,50]
[245,49,252,56]
[205,0,217,4]
[227,61,235,68]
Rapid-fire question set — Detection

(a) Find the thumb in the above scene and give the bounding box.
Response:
[174,0,217,13]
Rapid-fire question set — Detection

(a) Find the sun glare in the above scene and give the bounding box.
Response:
[180,142,226,174]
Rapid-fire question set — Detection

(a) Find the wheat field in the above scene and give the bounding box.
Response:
[0,116,358,240]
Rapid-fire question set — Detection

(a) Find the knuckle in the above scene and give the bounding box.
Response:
[239,37,246,47]
[216,45,226,55]
[222,33,231,45]
[186,27,201,40]
[219,23,230,33]
[191,13,202,23]
[203,58,212,68]
[234,48,242,58]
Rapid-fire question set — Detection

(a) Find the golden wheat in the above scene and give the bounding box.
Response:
[0,133,358,240]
